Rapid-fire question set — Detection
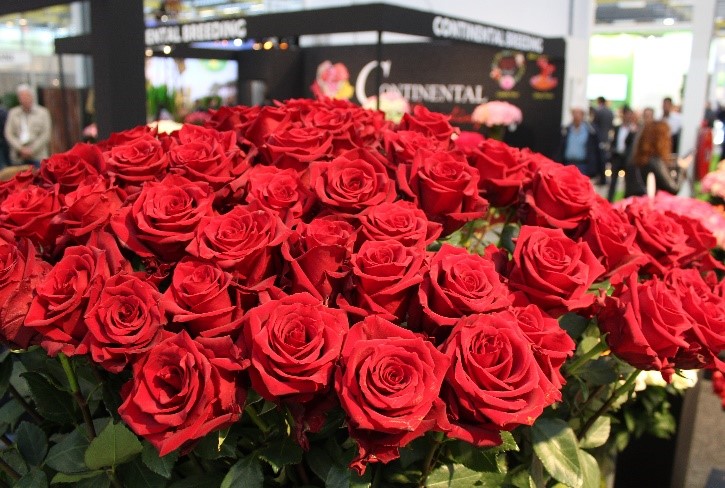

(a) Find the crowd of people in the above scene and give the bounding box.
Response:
[557,96,692,201]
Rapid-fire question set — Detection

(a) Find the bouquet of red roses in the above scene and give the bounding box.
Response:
[0,99,721,488]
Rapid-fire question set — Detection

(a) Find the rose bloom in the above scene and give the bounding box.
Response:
[521,163,596,232]
[205,105,262,148]
[383,130,451,169]
[507,225,604,316]
[84,273,166,373]
[24,245,111,356]
[335,315,449,474]
[111,174,215,262]
[397,148,488,236]
[0,184,60,248]
[440,311,558,445]
[0,231,50,349]
[243,165,316,225]
[398,105,457,142]
[186,203,289,284]
[465,138,530,207]
[356,200,441,249]
[241,293,348,403]
[310,148,396,216]
[339,238,424,322]
[414,244,511,337]
[281,217,356,301]
[118,331,246,456]
[260,126,334,171]
[40,143,105,193]
[0,170,34,203]
[598,273,692,380]
[104,133,168,189]
[162,257,243,338]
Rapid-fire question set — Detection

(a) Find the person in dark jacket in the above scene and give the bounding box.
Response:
[607,105,639,201]
[624,121,691,197]
[557,106,602,179]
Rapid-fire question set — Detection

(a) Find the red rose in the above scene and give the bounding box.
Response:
[339,239,424,322]
[335,315,449,474]
[310,148,396,215]
[0,170,34,202]
[205,105,262,148]
[281,217,355,301]
[301,108,359,153]
[466,138,530,207]
[243,166,315,225]
[97,125,157,151]
[356,200,442,249]
[53,176,125,242]
[440,312,558,444]
[162,257,242,338]
[521,164,596,232]
[105,134,168,189]
[383,130,451,169]
[397,149,488,236]
[40,143,105,193]
[241,293,348,403]
[508,226,605,316]
[261,126,334,172]
[598,273,692,378]
[667,212,723,271]
[0,231,50,349]
[111,174,215,262]
[186,204,289,284]
[0,184,60,248]
[581,201,646,283]
[414,244,511,337]
[84,273,166,373]
[398,105,457,142]
[170,124,237,151]
[119,331,246,456]
[167,139,249,197]
[24,245,111,356]
[510,301,576,395]
[244,105,295,149]
[624,201,694,275]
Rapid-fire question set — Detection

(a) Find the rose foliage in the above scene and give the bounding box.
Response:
[0,99,721,488]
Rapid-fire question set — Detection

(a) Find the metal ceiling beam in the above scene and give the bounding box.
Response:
[0,0,74,16]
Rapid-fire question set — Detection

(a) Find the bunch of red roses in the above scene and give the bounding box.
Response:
[0,98,722,477]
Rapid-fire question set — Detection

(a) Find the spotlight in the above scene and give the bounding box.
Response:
[162,45,172,55]
[253,42,262,50]
[263,40,273,50]
[145,48,153,57]
[279,41,289,50]
[233,38,243,47]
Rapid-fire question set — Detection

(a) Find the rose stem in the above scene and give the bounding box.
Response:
[0,457,20,482]
[419,431,445,487]
[577,369,639,440]
[7,384,43,424]
[58,353,97,439]
[244,405,270,435]
[572,384,607,418]
[565,339,609,377]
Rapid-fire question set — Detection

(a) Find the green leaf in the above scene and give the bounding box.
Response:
[326,464,350,488]
[51,470,104,483]
[499,224,519,254]
[21,372,77,425]
[76,475,111,488]
[478,472,506,487]
[2,447,28,476]
[579,416,611,449]
[118,457,167,488]
[168,474,225,488]
[426,463,483,487]
[16,421,48,466]
[350,469,372,488]
[397,436,429,469]
[577,449,601,488]
[258,436,303,472]
[448,441,498,472]
[492,431,519,453]
[0,398,25,427]
[578,358,618,386]
[220,455,263,488]
[305,446,333,482]
[532,417,582,488]
[84,422,143,470]
[141,441,178,479]
[45,427,91,473]
[16,467,48,488]
[558,313,589,340]
[507,466,535,488]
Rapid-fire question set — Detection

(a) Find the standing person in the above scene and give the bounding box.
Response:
[591,96,614,184]
[662,96,682,153]
[642,107,655,125]
[557,106,602,178]
[4,84,52,167]
[607,105,639,201]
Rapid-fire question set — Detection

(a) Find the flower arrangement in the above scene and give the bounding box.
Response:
[0,99,722,488]
[470,100,522,127]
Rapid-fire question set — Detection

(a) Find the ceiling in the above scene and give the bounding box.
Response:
[595,0,725,31]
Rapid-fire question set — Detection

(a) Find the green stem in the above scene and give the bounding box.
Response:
[566,340,609,376]
[572,384,607,418]
[7,384,43,424]
[0,457,20,482]
[59,353,97,439]
[419,432,445,487]
[244,405,270,435]
[577,369,640,440]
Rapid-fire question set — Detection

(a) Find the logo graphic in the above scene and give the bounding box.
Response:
[310,61,354,100]
[529,55,558,91]
[490,50,525,91]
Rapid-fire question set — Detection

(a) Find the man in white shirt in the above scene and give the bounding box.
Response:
[4,84,52,166]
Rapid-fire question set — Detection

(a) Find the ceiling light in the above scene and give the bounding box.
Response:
[263,40,273,50]
[233,38,243,46]
[18,18,27,26]
[663,18,675,25]
[145,48,153,57]
[162,45,172,54]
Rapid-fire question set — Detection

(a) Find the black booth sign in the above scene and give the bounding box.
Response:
[304,42,565,157]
